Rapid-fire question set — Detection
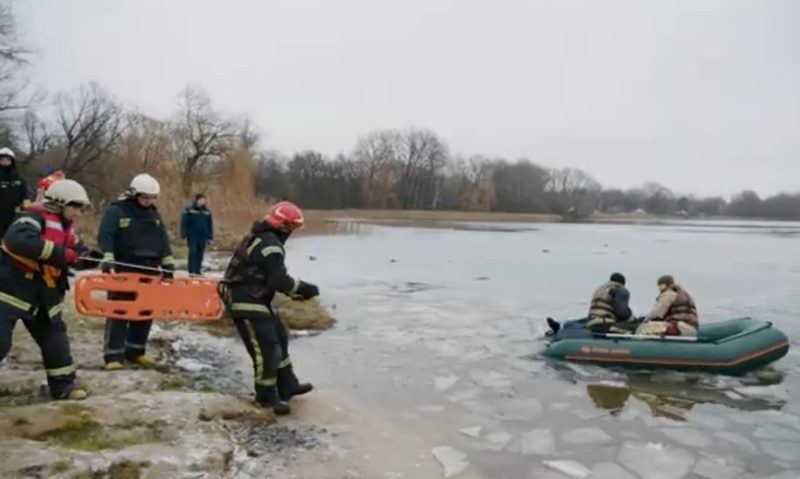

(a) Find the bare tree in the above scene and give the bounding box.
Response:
[0,3,30,113]
[22,110,54,163]
[397,128,448,209]
[54,83,126,179]
[546,167,601,217]
[353,130,402,208]
[172,86,243,193]
[491,159,550,212]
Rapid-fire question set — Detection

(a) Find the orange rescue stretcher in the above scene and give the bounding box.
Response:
[74,273,224,321]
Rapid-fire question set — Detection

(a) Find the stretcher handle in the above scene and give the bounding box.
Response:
[78,256,216,279]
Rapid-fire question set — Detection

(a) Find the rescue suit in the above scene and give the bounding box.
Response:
[97,194,174,364]
[586,281,636,333]
[221,220,317,413]
[638,286,699,336]
[0,204,92,398]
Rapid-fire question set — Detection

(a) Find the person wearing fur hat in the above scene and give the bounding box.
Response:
[637,275,699,336]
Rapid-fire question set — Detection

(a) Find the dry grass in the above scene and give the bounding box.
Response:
[293,209,560,238]
[304,209,559,224]
[79,205,559,252]
[200,295,333,337]
[273,296,334,330]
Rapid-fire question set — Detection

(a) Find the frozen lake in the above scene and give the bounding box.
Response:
[286,220,800,478]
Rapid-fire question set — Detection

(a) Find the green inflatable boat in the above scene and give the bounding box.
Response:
[542,317,790,376]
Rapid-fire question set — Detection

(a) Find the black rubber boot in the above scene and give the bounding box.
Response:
[278,365,314,401]
[546,317,561,336]
[257,386,291,416]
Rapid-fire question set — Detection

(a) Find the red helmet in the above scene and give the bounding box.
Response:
[264,201,304,232]
[37,170,65,192]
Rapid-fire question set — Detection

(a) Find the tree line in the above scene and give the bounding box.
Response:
[0,4,797,222]
[253,143,799,220]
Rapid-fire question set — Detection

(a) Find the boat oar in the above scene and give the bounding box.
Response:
[599,333,708,342]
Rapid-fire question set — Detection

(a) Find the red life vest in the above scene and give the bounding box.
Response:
[3,205,75,287]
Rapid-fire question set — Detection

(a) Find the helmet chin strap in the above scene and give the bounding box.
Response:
[42,201,64,214]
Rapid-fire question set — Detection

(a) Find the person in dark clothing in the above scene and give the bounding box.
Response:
[586,272,637,334]
[97,173,175,370]
[0,179,95,400]
[0,147,30,238]
[180,193,213,275]
[220,201,319,415]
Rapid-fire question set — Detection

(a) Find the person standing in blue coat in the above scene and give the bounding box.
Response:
[181,193,213,275]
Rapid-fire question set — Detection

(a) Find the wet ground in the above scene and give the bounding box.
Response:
[279,220,800,478]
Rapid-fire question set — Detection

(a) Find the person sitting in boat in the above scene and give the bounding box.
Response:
[585,272,637,334]
[637,275,698,337]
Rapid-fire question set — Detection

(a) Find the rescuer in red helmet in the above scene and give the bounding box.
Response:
[221,201,319,415]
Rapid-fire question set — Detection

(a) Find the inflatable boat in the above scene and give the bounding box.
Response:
[542,317,790,376]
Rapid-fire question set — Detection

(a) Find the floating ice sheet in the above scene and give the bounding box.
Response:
[431,446,469,478]
[542,460,591,479]
[589,462,637,479]
[459,426,482,438]
[484,432,513,451]
[659,427,713,448]
[434,375,459,392]
[713,431,759,454]
[754,423,800,442]
[733,385,789,404]
[446,388,482,405]
[520,429,556,456]
[693,456,745,479]
[562,427,613,445]
[470,370,513,389]
[760,441,800,462]
[548,402,570,412]
[687,413,727,431]
[618,442,695,479]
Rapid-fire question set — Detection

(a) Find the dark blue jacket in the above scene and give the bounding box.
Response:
[180,203,213,243]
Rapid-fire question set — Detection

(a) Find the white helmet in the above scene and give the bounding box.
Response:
[45,179,91,206]
[130,173,160,196]
[0,147,15,160]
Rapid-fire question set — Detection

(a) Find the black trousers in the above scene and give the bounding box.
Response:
[234,316,300,402]
[187,240,206,276]
[104,291,153,363]
[0,305,77,398]
[103,265,160,364]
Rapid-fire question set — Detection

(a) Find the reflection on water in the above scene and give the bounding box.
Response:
[588,382,698,422]
[586,383,632,411]
[586,371,787,420]
[286,220,800,478]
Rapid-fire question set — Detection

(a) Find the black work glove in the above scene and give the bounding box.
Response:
[87,249,104,261]
[161,263,175,280]
[293,281,319,300]
[71,249,104,271]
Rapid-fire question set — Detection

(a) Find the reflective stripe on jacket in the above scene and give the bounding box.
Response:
[1,206,74,288]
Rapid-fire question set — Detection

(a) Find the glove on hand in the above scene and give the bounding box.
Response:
[293,281,319,300]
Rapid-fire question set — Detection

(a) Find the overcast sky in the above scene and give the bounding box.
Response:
[14,0,800,197]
